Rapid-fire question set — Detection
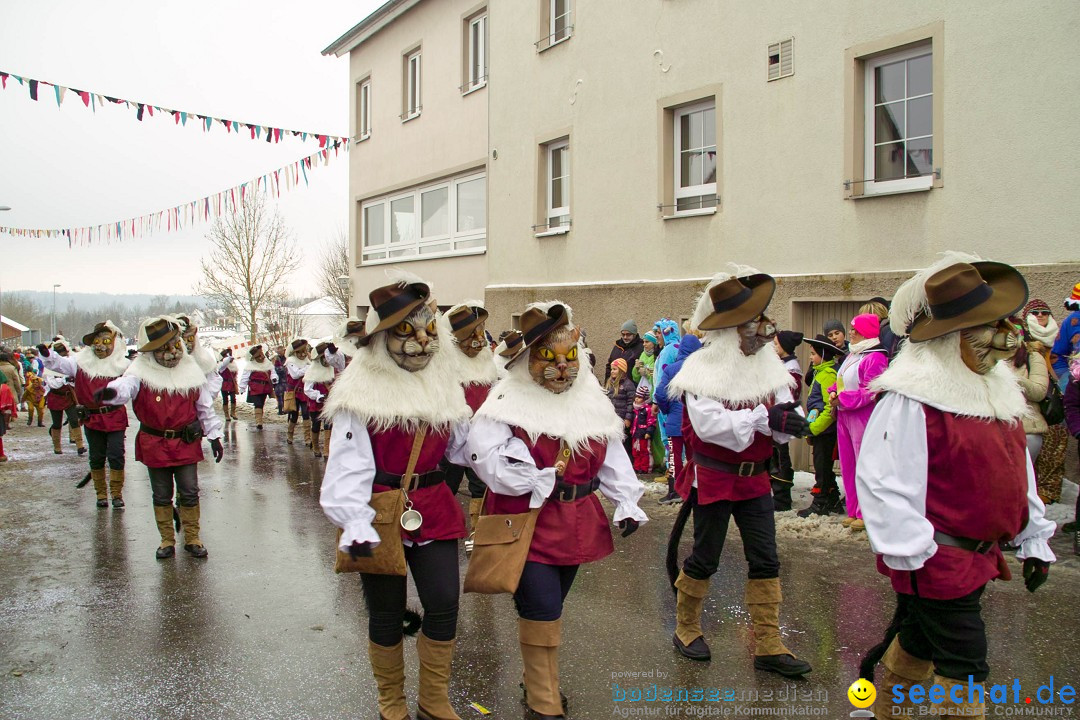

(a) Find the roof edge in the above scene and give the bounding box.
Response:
[322,0,424,57]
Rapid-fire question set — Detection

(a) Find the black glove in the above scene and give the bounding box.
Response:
[92,386,117,404]
[327,344,338,355]
[210,438,223,463]
[1023,557,1049,593]
[618,518,639,538]
[348,541,374,560]
[37,343,50,357]
[767,402,808,437]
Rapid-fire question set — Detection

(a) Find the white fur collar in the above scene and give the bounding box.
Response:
[286,357,310,371]
[322,332,470,432]
[1026,314,1059,347]
[871,336,1029,421]
[475,345,624,455]
[436,311,498,387]
[124,353,207,393]
[74,346,129,380]
[333,337,359,358]
[191,340,217,376]
[668,329,794,405]
[244,357,274,374]
[304,360,336,384]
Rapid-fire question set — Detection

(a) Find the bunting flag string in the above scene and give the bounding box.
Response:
[0,69,348,148]
[0,141,347,247]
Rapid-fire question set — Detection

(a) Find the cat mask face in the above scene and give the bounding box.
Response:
[92,330,117,359]
[386,305,440,372]
[528,326,581,394]
[457,321,487,359]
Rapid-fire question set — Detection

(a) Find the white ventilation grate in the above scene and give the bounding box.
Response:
[768,38,794,81]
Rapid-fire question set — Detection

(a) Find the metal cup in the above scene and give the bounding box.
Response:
[400,504,423,533]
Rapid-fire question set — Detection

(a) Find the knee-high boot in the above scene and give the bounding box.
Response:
[109,467,125,508]
[91,468,108,506]
[872,637,933,719]
[302,418,312,448]
[153,505,176,559]
[746,578,811,676]
[416,633,460,720]
[230,400,239,420]
[254,407,264,429]
[519,618,563,718]
[368,640,410,720]
[322,426,331,457]
[934,675,985,719]
[311,429,322,458]
[50,427,62,454]
[673,571,711,660]
[178,505,208,558]
[286,421,296,444]
[71,425,86,455]
[468,498,483,531]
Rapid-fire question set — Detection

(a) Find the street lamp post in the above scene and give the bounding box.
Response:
[52,283,61,339]
[336,275,351,316]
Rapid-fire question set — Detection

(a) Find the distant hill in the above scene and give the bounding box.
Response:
[7,291,206,312]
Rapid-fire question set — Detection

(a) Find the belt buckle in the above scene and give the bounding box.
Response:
[737,461,756,477]
[557,485,574,502]
[974,540,993,554]
[405,474,420,493]
[163,429,178,439]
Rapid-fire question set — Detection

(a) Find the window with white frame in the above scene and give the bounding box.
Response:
[863,45,932,193]
[466,13,487,92]
[673,101,717,212]
[357,78,371,140]
[404,50,422,120]
[361,173,486,263]
[546,140,569,231]
[551,0,571,44]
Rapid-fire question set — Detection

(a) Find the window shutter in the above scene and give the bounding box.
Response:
[768,42,781,81]
[768,38,794,81]
[780,39,793,77]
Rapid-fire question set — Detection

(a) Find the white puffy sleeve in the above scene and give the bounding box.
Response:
[320,412,381,551]
[204,371,223,398]
[597,437,649,524]
[466,416,557,508]
[195,384,224,441]
[238,369,251,394]
[105,374,142,406]
[285,361,306,380]
[42,352,78,378]
[685,393,772,452]
[856,393,937,571]
[303,379,323,403]
[326,349,346,372]
[444,420,471,467]
[217,357,233,373]
[1013,452,1057,563]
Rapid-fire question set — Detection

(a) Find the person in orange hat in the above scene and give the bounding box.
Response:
[604,356,636,458]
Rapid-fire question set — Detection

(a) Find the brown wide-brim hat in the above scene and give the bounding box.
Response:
[496,330,524,359]
[359,281,431,346]
[908,262,1028,343]
[315,341,331,356]
[137,317,181,353]
[82,320,120,347]
[247,344,266,359]
[698,274,777,331]
[505,304,570,368]
[448,305,489,342]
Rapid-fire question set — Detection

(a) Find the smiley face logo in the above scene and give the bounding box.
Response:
[847,679,876,709]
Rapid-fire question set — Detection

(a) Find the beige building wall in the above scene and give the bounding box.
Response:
[485,0,1080,342]
[337,0,490,313]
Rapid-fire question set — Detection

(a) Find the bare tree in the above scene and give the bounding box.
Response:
[196,193,298,343]
[316,230,351,317]
[262,294,307,350]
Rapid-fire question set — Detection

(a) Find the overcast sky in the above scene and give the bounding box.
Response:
[0,0,382,298]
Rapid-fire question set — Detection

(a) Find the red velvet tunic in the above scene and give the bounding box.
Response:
[877,406,1029,600]
[220,366,237,393]
[75,369,129,432]
[368,425,466,543]
[286,368,308,406]
[486,431,614,566]
[676,398,775,504]
[463,382,492,413]
[45,385,74,411]
[307,382,331,414]
[132,387,203,468]
[247,370,273,396]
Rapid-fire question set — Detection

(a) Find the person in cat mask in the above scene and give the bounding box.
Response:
[218,348,239,422]
[303,341,338,459]
[284,338,313,447]
[38,321,130,507]
[665,267,812,678]
[468,301,649,719]
[94,317,223,560]
[40,340,86,457]
[175,315,223,398]
[238,344,274,429]
[319,273,472,720]
[856,255,1056,720]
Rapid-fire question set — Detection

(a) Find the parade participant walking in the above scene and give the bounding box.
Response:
[42,341,86,456]
[176,316,223,397]
[273,346,288,414]
[328,317,366,371]
[857,256,1056,719]
[22,370,45,427]
[796,336,844,517]
[95,317,224,559]
[284,338,312,447]
[238,344,274,430]
[39,321,130,507]
[469,302,648,719]
[655,334,703,505]
[218,349,239,422]
[320,274,472,720]
[665,267,811,677]
[303,341,338,459]
[829,314,889,531]
[769,330,804,511]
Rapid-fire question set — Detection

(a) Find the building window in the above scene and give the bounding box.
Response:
[863,45,932,193]
[537,0,572,51]
[546,140,570,231]
[768,38,793,81]
[465,13,487,93]
[403,49,422,120]
[361,172,486,264]
[673,101,717,213]
[356,78,371,140]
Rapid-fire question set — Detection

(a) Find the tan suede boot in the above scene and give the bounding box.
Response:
[254,407,264,429]
[746,578,811,676]
[935,675,985,719]
[519,618,563,717]
[311,429,322,458]
[468,498,483,531]
[286,421,296,444]
[178,505,208,558]
[90,468,108,504]
[154,506,176,559]
[50,427,62,454]
[416,633,460,720]
[368,640,410,720]
[322,426,331,457]
[71,425,86,455]
[109,468,125,508]
[302,418,312,447]
[673,571,711,660]
[230,402,239,421]
[872,638,934,720]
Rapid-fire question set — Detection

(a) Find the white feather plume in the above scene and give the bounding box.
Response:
[689,264,764,331]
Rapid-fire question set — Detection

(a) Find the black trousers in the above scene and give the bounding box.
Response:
[221,390,236,404]
[514,561,580,621]
[85,427,125,470]
[247,392,267,409]
[770,442,793,481]
[310,410,328,433]
[287,403,310,423]
[361,540,459,645]
[683,491,780,580]
[49,407,79,431]
[148,464,199,507]
[895,586,989,682]
[810,433,838,493]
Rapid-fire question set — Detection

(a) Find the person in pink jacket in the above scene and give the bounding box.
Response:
[828,313,889,531]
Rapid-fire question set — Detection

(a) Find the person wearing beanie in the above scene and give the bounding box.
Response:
[630,384,658,473]
[218,348,239,422]
[654,333,703,505]
[828,313,889,531]
[797,336,845,517]
[766,330,804,511]
[605,320,644,385]
[1051,284,1080,391]
[238,344,274,429]
[823,319,848,352]
[605,356,637,459]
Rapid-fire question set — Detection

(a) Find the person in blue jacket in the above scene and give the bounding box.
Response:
[654,334,702,505]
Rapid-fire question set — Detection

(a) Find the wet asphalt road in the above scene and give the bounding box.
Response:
[1,413,1078,720]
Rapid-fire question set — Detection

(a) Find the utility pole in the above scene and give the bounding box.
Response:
[52,283,61,339]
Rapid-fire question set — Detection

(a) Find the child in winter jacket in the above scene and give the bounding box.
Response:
[605,357,637,457]
[797,335,844,518]
[630,385,657,472]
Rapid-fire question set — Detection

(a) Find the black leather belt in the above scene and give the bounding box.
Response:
[140,424,190,440]
[692,453,769,478]
[374,470,446,491]
[933,531,994,554]
[551,478,600,502]
[83,404,122,415]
